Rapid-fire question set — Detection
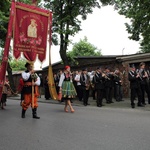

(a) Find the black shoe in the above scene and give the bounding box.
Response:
[110,101,114,103]
[131,105,135,108]
[97,105,102,107]
[120,99,124,101]
[83,103,87,106]
[32,108,40,119]
[33,115,40,119]
[137,104,145,107]
[87,103,90,105]
[21,109,26,118]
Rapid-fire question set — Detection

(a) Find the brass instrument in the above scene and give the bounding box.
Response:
[112,72,118,77]
[144,70,149,83]
[85,83,90,90]
[136,69,143,81]
[85,75,90,90]
[102,73,110,80]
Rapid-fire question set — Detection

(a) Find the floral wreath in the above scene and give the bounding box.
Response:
[19,32,42,46]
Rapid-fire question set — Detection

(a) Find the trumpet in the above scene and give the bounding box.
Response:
[102,73,110,80]
[112,72,118,77]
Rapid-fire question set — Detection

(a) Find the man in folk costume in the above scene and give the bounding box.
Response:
[21,62,41,119]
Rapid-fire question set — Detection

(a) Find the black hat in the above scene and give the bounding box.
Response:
[105,66,111,70]
[97,67,101,70]
[25,62,33,68]
[82,68,87,71]
[130,64,135,68]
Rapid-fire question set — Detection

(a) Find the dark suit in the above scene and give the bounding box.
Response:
[138,69,150,104]
[128,71,142,107]
[113,74,122,102]
[104,73,114,103]
[93,72,105,106]
[80,73,90,106]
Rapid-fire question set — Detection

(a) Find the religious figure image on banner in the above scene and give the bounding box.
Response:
[27,19,37,38]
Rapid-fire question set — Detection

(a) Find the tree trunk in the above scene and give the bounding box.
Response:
[59,21,70,66]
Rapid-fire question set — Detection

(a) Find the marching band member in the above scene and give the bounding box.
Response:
[138,62,150,105]
[80,68,90,106]
[128,64,144,108]
[113,68,123,102]
[74,70,83,101]
[104,67,114,104]
[93,67,105,107]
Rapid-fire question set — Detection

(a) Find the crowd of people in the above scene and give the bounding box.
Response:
[53,66,124,108]
[1,61,150,118]
[128,62,150,108]
[53,62,150,109]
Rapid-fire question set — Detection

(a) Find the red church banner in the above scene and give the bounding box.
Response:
[0,1,15,100]
[13,2,52,62]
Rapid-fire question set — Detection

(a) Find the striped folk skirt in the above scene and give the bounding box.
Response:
[61,81,77,99]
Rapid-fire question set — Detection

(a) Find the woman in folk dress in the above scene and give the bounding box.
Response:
[58,66,77,113]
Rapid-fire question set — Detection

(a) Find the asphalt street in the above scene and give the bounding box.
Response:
[0,98,150,150]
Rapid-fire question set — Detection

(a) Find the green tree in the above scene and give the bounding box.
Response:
[67,37,101,65]
[10,58,26,71]
[43,0,100,66]
[102,0,150,53]
[0,0,10,47]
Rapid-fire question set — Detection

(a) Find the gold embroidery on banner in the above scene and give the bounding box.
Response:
[16,5,50,17]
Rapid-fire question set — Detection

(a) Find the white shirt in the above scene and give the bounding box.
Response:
[74,74,81,86]
[22,71,41,86]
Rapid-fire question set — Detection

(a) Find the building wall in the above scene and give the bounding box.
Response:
[11,54,150,98]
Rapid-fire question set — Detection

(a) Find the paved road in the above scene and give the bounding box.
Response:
[1,99,150,150]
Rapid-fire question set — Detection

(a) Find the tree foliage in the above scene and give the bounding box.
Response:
[67,37,101,65]
[0,0,11,47]
[103,0,150,53]
[10,59,26,71]
[43,0,100,65]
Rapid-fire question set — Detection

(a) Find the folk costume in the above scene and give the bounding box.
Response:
[21,62,41,119]
[1,81,9,109]
[58,66,76,113]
